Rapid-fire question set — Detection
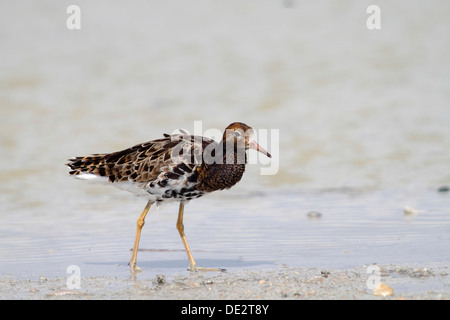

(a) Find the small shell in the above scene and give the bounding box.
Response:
[373,283,394,297]
[403,206,419,216]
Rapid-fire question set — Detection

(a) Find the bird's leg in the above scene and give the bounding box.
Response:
[176,202,226,272]
[129,201,151,273]
[176,202,197,271]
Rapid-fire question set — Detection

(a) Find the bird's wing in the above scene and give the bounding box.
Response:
[67,134,218,184]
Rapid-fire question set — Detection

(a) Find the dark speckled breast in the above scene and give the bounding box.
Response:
[196,162,245,192]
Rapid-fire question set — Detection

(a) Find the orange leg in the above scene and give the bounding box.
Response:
[129,201,151,273]
[176,202,225,272]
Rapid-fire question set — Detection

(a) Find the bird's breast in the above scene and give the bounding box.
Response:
[197,163,246,192]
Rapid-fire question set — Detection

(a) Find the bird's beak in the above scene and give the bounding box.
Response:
[249,139,272,158]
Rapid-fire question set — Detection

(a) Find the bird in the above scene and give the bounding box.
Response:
[67,122,272,273]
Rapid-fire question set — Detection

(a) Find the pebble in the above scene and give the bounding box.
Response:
[155,274,166,285]
[320,270,330,278]
[307,211,322,219]
[373,283,394,297]
[409,268,433,278]
[437,185,449,192]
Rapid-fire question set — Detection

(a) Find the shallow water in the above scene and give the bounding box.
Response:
[1,185,449,280]
[1,1,450,281]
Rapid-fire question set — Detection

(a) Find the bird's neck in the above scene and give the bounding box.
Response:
[196,141,247,192]
[220,140,247,165]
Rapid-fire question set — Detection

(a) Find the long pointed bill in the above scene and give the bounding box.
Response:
[249,139,272,158]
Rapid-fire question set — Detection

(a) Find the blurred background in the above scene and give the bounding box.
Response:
[1,0,449,279]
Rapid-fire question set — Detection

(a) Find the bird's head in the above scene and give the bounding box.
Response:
[222,122,272,158]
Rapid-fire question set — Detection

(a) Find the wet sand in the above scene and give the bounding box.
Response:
[2,263,449,300]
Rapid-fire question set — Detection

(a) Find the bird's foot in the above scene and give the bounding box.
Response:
[129,262,142,273]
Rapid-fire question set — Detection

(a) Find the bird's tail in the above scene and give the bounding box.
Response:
[66,154,111,180]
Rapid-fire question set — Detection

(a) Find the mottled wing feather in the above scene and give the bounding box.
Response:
[67,134,217,186]
[68,138,168,183]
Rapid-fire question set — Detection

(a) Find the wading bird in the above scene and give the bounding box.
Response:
[67,122,271,272]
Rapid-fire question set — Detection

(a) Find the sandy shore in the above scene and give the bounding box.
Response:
[2,263,449,300]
